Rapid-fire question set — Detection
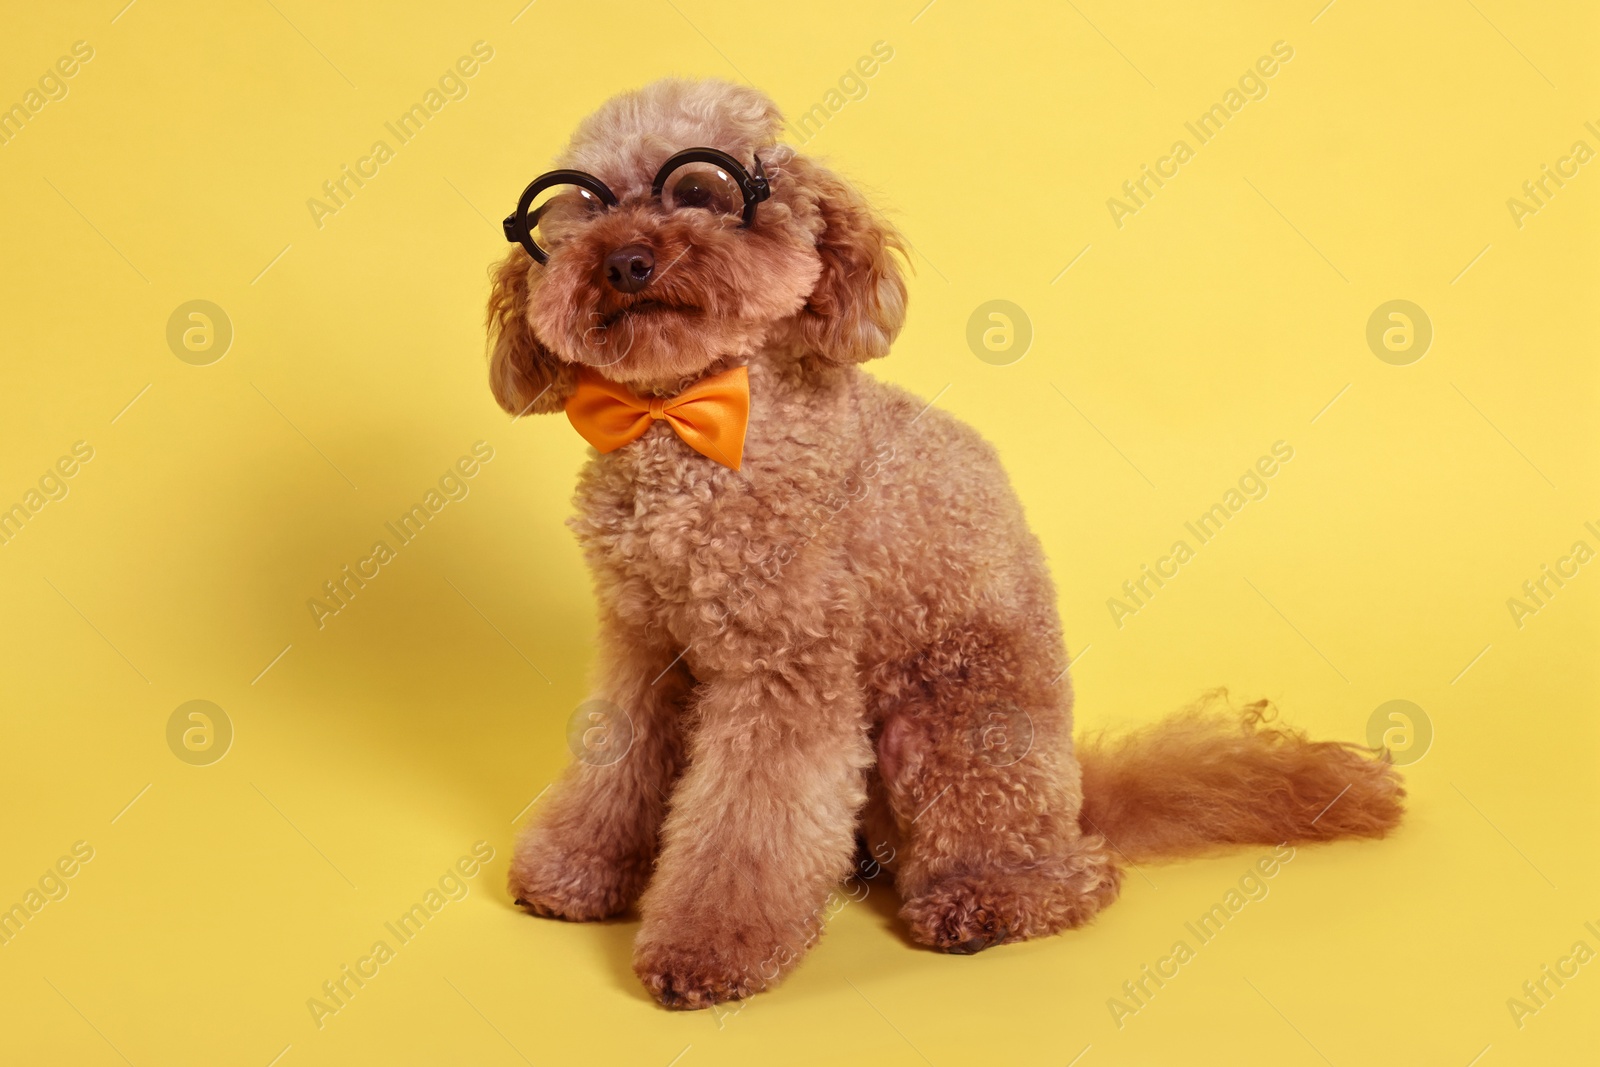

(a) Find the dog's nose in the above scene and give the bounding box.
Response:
[604,244,655,293]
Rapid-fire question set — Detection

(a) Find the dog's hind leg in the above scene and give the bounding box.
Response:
[509,619,692,921]
[878,622,1121,953]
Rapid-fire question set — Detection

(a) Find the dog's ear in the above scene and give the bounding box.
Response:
[786,154,908,364]
[486,248,576,416]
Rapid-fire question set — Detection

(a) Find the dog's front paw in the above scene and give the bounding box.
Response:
[632,939,761,1010]
[508,824,645,921]
[633,914,809,1010]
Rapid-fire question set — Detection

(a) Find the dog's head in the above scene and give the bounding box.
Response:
[486,78,907,414]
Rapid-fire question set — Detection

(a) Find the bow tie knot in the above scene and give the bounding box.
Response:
[564,365,750,470]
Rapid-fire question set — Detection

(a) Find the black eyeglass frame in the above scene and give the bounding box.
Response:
[501,147,771,263]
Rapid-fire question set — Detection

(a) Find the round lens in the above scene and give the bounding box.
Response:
[660,162,743,217]
[529,184,605,257]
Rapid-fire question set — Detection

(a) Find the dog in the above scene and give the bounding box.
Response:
[485,78,1404,1010]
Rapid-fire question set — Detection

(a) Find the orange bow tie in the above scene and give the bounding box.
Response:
[565,365,749,470]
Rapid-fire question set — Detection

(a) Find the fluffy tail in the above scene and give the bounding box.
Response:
[1077,691,1405,865]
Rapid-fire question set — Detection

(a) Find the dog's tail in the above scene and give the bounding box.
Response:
[1077,691,1404,865]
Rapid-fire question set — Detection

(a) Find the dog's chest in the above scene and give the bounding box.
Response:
[567,372,857,638]
[570,427,765,611]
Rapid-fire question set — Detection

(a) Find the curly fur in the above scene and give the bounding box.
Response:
[488,78,1404,1010]
[1078,691,1405,865]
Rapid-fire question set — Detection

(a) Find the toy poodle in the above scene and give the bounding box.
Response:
[484,78,1404,1009]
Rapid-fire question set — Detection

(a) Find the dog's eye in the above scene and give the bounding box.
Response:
[661,163,742,217]
[530,186,604,256]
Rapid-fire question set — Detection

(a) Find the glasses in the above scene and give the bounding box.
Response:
[502,147,771,264]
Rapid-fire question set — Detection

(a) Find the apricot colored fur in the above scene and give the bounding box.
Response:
[487,79,1404,1010]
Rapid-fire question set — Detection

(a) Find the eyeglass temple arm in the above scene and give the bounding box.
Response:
[748,155,771,200]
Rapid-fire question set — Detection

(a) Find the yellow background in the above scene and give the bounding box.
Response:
[2,1,1596,1063]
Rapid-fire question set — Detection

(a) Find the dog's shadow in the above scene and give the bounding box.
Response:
[502,852,926,1009]
[853,863,920,948]
[581,911,660,1007]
